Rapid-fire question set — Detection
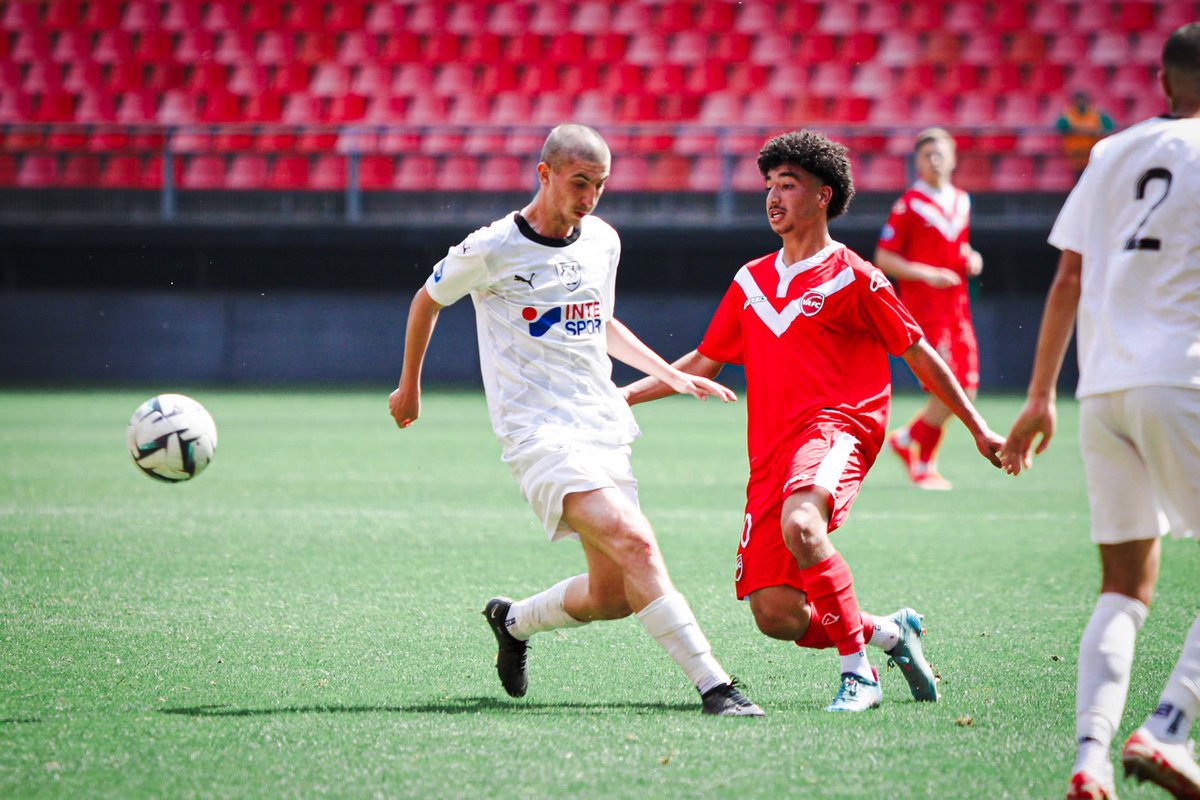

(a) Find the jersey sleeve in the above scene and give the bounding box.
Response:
[1048,169,1091,254]
[697,280,745,365]
[876,196,910,254]
[424,229,491,306]
[858,266,923,356]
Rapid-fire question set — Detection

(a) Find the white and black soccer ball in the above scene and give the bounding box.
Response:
[127,394,218,483]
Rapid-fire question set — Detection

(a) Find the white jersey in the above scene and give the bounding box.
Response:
[1049,115,1200,398]
[424,211,639,451]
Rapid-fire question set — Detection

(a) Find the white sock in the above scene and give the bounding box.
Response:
[636,592,730,695]
[867,616,902,651]
[506,577,588,641]
[893,428,912,447]
[839,650,874,682]
[1144,613,1200,744]
[1073,593,1148,776]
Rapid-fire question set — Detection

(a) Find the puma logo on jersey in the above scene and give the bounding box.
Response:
[513,272,536,288]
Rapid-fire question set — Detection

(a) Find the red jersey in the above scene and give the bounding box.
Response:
[876,182,972,331]
[698,243,923,472]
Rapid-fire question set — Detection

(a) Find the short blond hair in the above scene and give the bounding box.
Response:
[914,127,956,153]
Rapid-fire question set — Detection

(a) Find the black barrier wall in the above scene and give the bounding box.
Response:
[0,289,1073,391]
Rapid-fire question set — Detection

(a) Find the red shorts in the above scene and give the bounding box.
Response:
[734,421,872,600]
[919,317,979,394]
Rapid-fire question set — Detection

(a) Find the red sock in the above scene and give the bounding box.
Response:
[795,607,876,650]
[797,554,865,656]
[909,417,944,466]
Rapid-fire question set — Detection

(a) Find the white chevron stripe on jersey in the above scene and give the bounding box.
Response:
[909,196,969,241]
[735,265,856,337]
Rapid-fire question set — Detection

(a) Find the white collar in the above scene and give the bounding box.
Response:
[773,242,842,297]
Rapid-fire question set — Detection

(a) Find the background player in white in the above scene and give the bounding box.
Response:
[1002,23,1200,800]
[389,123,762,716]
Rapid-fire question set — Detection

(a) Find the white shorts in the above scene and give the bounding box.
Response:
[1080,387,1200,544]
[502,437,640,542]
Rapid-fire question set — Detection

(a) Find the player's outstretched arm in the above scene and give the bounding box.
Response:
[621,349,725,406]
[1000,250,1082,474]
[874,247,962,288]
[902,338,1005,468]
[606,319,735,404]
[389,287,445,429]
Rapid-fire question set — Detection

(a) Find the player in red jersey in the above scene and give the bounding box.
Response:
[624,131,1006,711]
[875,128,985,491]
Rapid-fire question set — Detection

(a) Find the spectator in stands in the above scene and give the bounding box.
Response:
[1003,22,1200,800]
[1056,91,1116,176]
[875,128,984,491]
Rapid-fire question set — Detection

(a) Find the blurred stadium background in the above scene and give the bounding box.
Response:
[0,0,1193,387]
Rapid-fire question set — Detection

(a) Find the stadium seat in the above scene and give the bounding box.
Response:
[686,155,722,192]
[34,91,76,123]
[869,94,912,126]
[855,154,907,192]
[405,95,449,125]
[530,92,573,125]
[175,30,216,64]
[200,91,241,123]
[606,154,648,191]
[310,64,352,97]
[0,152,16,185]
[1073,2,1113,31]
[98,153,154,188]
[817,2,858,34]
[528,2,570,35]
[1032,156,1077,192]
[750,32,796,63]
[1047,32,1089,63]
[1110,63,1156,99]
[310,154,346,190]
[1026,63,1066,94]
[809,63,853,98]
[378,31,420,65]
[478,63,520,94]
[256,31,297,65]
[875,31,921,66]
[734,2,775,34]
[655,0,695,33]
[214,30,256,64]
[990,155,1035,192]
[51,30,92,63]
[573,90,618,125]
[905,0,943,30]
[364,2,403,34]
[490,2,531,35]
[327,94,367,124]
[1,1,40,31]
[981,62,1023,93]
[356,154,395,191]
[244,0,283,32]
[160,0,201,31]
[440,154,479,190]
[376,129,420,154]
[16,153,60,187]
[955,94,999,126]
[119,1,160,32]
[297,32,338,64]
[392,64,435,97]
[229,64,270,95]
[943,3,986,32]
[76,90,118,124]
[179,154,227,189]
[23,62,65,94]
[265,154,309,189]
[243,92,283,123]
[132,29,171,63]
[392,154,437,190]
[421,32,461,63]
[45,125,87,150]
[460,31,503,63]
[698,91,743,124]
[587,32,626,62]
[284,0,325,31]
[778,3,820,31]
[1089,31,1133,65]
[362,95,406,123]
[1015,131,1062,157]
[11,30,52,62]
[695,2,735,32]
[796,33,837,64]
[326,2,364,33]
[433,63,476,96]
[477,155,526,191]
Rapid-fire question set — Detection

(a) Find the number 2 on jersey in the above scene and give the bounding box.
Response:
[1124,167,1172,251]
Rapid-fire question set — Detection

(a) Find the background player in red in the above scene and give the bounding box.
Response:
[875,128,985,491]
[624,131,1006,711]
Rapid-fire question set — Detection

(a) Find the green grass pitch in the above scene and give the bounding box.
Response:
[1,389,1196,799]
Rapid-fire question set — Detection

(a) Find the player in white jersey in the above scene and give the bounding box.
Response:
[389,123,762,716]
[1001,23,1200,800]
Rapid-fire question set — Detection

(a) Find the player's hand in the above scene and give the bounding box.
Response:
[920,266,962,288]
[973,426,1006,469]
[389,385,420,429]
[999,398,1056,475]
[965,248,984,277]
[664,370,737,403]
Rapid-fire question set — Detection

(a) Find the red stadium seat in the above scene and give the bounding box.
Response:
[158,89,200,125]
[943,3,986,32]
[478,155,525,191]
[243,91,283,123]
[405,95,449,125]
[625,33,669,66]
[392,63,435,96]
[954,154,993,192]
[611,3,651,34]
[529,2,571,35]
[310,64,352,97]
[922,31,961,64]
[606,154,648,191]
[357,154,395,191]
[256,31,296,65]
[0,61,20,91]
[34,91,76,122]
[750,32,796,63]
[433,62,475,96]
[1089,32,1133,66]
[440,155,479,190]
[363,95,406,123]
[1047,32,1089,63]
[214,30,256,64]
[855,154,907,192]
[875,32,921,66]
[0,152,16,185]
[338,31,377,64]
[943,63,981,94]
[99,153,151,188]
[180,154,226,188]
[16,153,60,187]
[645,63,686,95]
[51,30,92,63]
[687,155,722,192]
[1027,63,1066,95]
[667,31,709,66]
[809,63,853,98]
[817,3,858,34]
[379,33,421,67]
[489,2,530,35]
[326,2,364,32]
[478,63,519,94]
[11,30,52,62]
[960,32,1004,66]
[778,3,820,31]
[224,153,267,188]
[990,155,1035,192]
[906,0,943,30]
[796,33,836,64]
[296,32,338,64]
[243,0,282,32]
[695,2,735,32]
[1,1,40,31]
[45,126,87,150]
[120,1,162,32]
[656,0,695,34]
[1007,31,1046,64]
[327,94,367,124]
[266,154,309,189]
[228,64,269,95]
[698,91,743,124]
[23,62,65,94]
[869,94,912,126]
[955,94,999,127]
[569,1,610,33]
[734,3,776,34]
[202,0,240,31]
[460,31,502,63]
[1073,3,1113,31]
[573,90,617,125]
[76,90,118,123]
[587,32,626,62]
[530,93,573,125]
[392,154,437,190]
[310,154,346,190]
[421,32,461,63]
[1033,156,1077,192]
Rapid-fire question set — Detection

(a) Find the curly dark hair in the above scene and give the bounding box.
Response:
[756,130,856,220]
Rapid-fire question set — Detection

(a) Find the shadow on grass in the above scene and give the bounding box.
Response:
[161,696,696,718]
[0,717,42,724]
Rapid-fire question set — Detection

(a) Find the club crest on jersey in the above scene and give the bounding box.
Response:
[800,290,825,316]
[555,260,582,292]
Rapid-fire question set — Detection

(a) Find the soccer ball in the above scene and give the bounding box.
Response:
[127,394,218,482]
